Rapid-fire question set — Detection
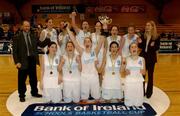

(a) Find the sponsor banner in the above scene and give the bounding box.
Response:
[86,5,146,13]
[22,103,156,116]
[0,40,11,54]
[159,39,180,53]
[32,5,85,14]
[32,4,146,14]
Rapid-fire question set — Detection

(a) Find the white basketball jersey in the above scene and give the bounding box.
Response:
[58,32,70,55]
[126,56,143,74]
[62,54,81,81]
[91,33,104,63]
[41,28,59,54]
[102,55,122,89]
[105,55,122,77]
[76,30,91,46]
[81,50,97,75]
[42,28,58,43]
[43,54,60,88]
[122,34,138,57]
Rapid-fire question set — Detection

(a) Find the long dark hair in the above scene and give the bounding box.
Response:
[46,41,57,54]
[109,41,119,52]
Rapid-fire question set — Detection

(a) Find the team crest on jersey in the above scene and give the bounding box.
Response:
[53,30,56,34]
[117,60,121,65]
[55,58,59,64]
[138,60,142,65]
[91,52,95,57]
[132,38,136,43]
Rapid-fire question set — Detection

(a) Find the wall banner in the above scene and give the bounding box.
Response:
[32,5,85,14]
[32,4,146,14]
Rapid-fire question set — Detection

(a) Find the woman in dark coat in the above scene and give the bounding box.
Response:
[138,20,160,98]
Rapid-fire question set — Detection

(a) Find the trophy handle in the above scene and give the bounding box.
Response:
[107,19,112,24]
[98,16,104,24]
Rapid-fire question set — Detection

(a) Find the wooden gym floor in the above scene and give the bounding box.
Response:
[0,54,180,116]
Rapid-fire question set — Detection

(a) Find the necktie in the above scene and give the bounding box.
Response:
[26,34,33,56]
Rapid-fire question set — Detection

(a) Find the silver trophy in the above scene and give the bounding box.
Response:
[98,15,112,25]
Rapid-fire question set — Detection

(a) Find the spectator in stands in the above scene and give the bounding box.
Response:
[36,23,43,38]
[1,24,13,40]
[0,25,4,38]
[160,32,166,38]
[12,24,21,36]
[138,20,160,98]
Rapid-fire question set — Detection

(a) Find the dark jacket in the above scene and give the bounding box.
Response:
[139,35,160,65]
[13,30,39,69]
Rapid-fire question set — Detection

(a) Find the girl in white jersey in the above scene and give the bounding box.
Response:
[40,42,62,103]
[59,41,82,103]
[106,26,123,56]
[101,41,124,102]
[122,25,139,58]
[91,22,105,85]
[71,12,91,47]
[58,21,70,56]
[66,26,104,103]
[123,42,146,106]
[39,18,59,55]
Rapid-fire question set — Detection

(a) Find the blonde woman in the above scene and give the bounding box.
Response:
[138,21,160,98]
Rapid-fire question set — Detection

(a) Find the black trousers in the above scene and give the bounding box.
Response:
[18,56,38,98]
[146,62,155,98]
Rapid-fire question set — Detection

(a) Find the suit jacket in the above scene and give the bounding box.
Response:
[138,35,160,65]
[13,30,39,69]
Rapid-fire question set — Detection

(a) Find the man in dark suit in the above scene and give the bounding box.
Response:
[13,20,42,102]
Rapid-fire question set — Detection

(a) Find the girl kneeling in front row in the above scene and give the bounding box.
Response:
[123,42,146,106]
[40,42,62,103]
[59,41,82,103]
[101,41,124,102]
